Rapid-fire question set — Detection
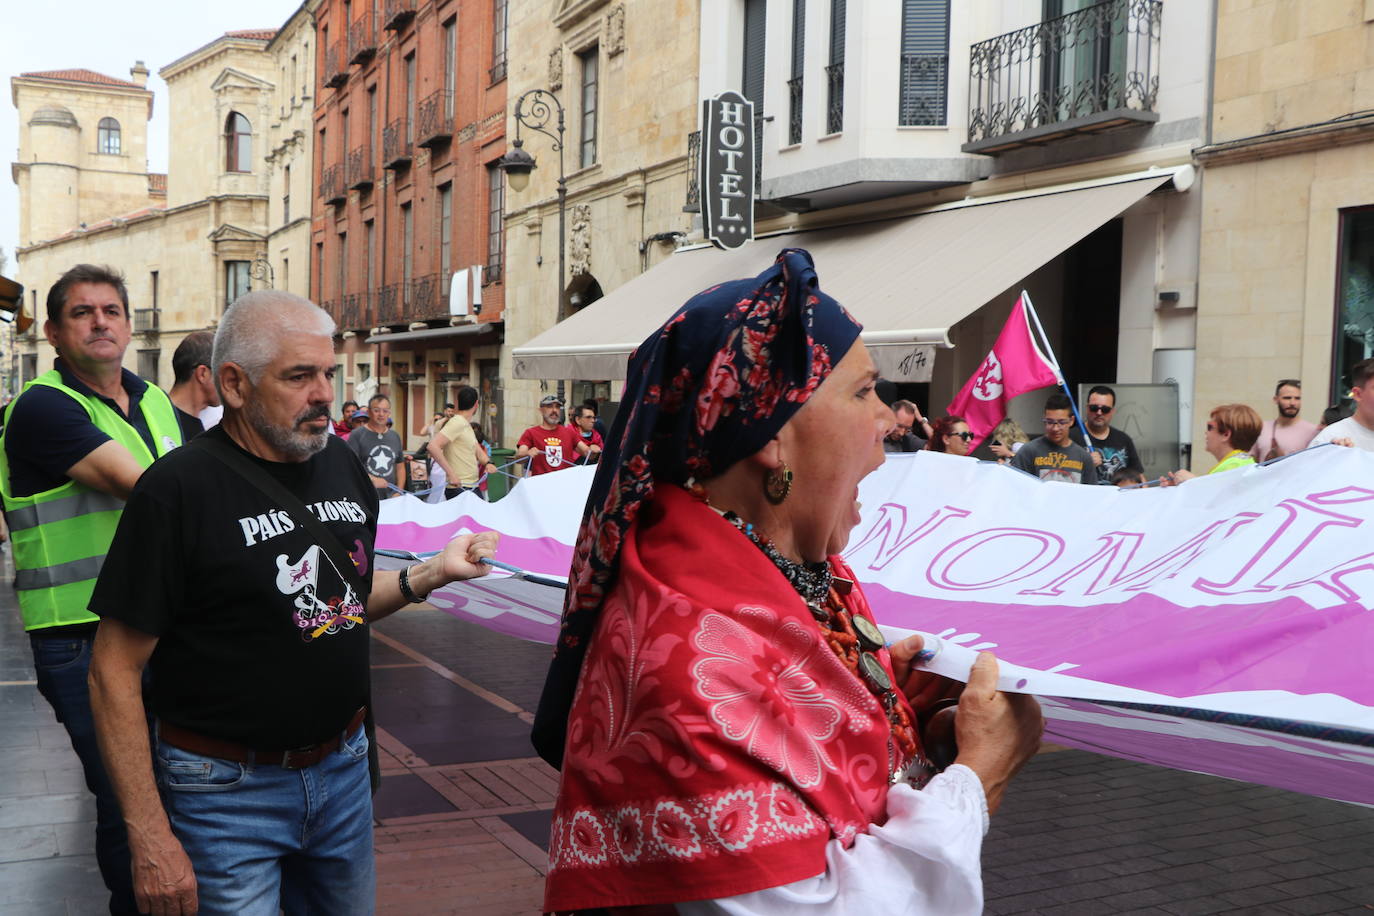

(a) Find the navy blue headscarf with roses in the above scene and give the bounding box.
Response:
[532,248,863,767]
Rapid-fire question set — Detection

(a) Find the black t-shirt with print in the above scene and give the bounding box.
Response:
[1070,425,1143,485]
[90,424,378,748]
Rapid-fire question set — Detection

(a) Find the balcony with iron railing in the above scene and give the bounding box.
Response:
[321,163,345,205]
[409,274,441,318]
[825,63,844,135]
[417,90,454,149]
[683,130,700,212]
[376,282,404,324]
[383,120,412,170]
[899,53,950,126]
[349,13,377,64]
[347,146,374,190]
[324,42,348,89]
[339,291,372,331]
[133,308,160,333]
[787,78,803,145]
[964,0,1162,154]
[383,0,415,31]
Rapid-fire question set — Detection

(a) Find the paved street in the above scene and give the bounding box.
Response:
[2,582,1372,914]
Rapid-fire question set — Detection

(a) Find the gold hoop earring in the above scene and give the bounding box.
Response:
[764,463,793,505]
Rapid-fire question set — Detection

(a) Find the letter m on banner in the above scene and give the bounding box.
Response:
[701,91,756,251]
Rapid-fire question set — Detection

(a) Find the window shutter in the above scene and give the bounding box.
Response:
[791,0,805,79]
[829,0,846,64]
[901,0,949,54]
[742,0,767,108]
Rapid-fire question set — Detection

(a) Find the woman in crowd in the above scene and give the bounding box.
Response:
[987,418,1029,462]
[1168,403,1262,483]
[923,415,974,456]
[533,249,1042,915]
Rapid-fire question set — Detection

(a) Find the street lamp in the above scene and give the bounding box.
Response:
[497,88,566,399]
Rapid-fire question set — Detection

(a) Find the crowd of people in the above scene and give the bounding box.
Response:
[880,371,1374,488]
[7,257,1374,915]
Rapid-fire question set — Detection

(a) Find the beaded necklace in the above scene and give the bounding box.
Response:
[689,483,930,785]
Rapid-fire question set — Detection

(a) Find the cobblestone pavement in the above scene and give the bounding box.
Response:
[3,596,1372,914]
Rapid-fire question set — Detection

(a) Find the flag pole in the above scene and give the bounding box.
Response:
[1020,291,1095,453]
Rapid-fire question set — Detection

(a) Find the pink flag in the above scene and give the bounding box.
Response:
[946,294,1060,450]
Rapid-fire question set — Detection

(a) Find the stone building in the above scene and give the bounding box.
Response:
[1194,0,1374,443]
[312,0,508,448]
[501,0,699,441]
[514,0,1213,477]
[10,29,281,386]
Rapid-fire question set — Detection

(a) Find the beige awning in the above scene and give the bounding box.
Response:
[512,170,1179,380]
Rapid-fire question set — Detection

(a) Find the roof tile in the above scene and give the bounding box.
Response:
[19,68,145,90]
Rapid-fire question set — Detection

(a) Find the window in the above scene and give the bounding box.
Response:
[150,270,159,311]
[138,350,160,385]
[315,242,324,301]
[404,53,416,144]
[491,0,508,82]
[742,0,766,181]
[898,0,950,126]
[444,19,457,119]
[365,219,375,293]
[402,202,413,305]
[98,117,121,155]
[319,127,327,180]
[283,164,291,222]
[827,0,846,134]
[226,112,252,172]
[439,183,453,284]
[341,108,350,158]
[290,55,298,105]
[338,232,348,300]
[579,46,599,168]
[486,164,504,282]
[367,86,378,159]
[1335,207,1374,410]
[225,260,251,310]
[788,0,805,145]
[282,257,289,292]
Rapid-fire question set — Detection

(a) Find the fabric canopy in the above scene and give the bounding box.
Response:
[512,170,1179,380]
[365,322,498,345]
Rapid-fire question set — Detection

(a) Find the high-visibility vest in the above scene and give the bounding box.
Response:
[0,370,182,631]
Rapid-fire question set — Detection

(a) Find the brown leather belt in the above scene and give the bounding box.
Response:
[158,707,367,770]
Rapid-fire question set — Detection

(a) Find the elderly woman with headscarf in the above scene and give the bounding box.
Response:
[532,250,1042,915]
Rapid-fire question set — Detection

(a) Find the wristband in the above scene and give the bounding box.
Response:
[398,565,428,604]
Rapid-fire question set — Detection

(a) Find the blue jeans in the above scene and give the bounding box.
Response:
[155,724,376,916]
[30,633,140,916]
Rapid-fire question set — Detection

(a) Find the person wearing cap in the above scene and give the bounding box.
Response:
[534,249,1041,914]
[516,395,588,475]
[341,407,368,441]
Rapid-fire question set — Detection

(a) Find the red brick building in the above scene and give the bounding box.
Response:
[313,0,509,446]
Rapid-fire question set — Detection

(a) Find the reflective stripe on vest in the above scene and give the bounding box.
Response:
[0,370,181,630]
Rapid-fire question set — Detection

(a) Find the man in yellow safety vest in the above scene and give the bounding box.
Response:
[0,263,180,915]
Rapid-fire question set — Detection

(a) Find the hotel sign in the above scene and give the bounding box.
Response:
[700,91,755,251]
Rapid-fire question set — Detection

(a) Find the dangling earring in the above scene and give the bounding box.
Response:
[764,463,793,505]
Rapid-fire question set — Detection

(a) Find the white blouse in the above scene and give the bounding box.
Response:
[676,764,989,916]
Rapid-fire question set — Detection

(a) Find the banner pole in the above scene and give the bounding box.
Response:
[1021,291,1095,453]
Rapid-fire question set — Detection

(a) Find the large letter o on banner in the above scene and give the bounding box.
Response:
[927,528,1065,591]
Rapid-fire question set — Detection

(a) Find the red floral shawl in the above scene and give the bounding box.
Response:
[544,485,922,911]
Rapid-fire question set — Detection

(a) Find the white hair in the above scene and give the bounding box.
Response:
[213,291,336,386]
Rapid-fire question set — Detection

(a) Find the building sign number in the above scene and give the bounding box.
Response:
[700,91,756,251]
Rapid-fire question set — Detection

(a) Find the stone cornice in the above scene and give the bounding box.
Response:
[1194,113,1374,166]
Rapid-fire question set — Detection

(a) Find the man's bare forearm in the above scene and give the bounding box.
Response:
[89,632,171,844]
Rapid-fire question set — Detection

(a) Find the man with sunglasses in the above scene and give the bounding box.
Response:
[1069,385,1142,485]
[1011,393,1098,484]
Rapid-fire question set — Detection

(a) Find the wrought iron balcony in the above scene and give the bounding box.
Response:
[376,283,403,324]
[825,63,844,135]
[133,308,160,333]
[683,130,700,212]
[340,292,371,330]
[321,164,345,205]
[383,119,412,170]
[349,13,377,64]
[346,146,374,190]
[382,0,415,31]
[416,90,454,149]
[410,274,441,318]
[787,78,803,145]
[965,0,1162,154]
[324,43,348,88]
[899,53,949,126]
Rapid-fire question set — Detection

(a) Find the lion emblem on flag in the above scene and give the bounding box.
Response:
[972,350,1004,401]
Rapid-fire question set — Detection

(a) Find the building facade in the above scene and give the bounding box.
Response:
[1195,0,1374,440]
[312,0,508,448]
[11,29,281,387]
[500,0,700,442]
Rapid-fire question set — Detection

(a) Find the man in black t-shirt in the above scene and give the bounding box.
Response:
[87,291,499,916]
[167,329,219,442]
[1069,384,1143,485]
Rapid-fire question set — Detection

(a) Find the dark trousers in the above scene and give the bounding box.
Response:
[444,485,487,501]
[30,633,140,915]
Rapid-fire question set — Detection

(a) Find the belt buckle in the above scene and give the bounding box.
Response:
[279,745,318,769]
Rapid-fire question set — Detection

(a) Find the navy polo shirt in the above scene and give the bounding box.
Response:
[4,358,158,497]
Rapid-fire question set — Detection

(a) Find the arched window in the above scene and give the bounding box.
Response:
[97,117,121,155]
[225,112,252,172]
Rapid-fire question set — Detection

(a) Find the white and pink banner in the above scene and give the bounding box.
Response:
[378,448,1374,806]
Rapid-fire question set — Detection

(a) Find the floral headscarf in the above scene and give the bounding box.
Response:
[532,248,862,767]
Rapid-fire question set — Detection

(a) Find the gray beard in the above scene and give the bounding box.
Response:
[245,397,329,461]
